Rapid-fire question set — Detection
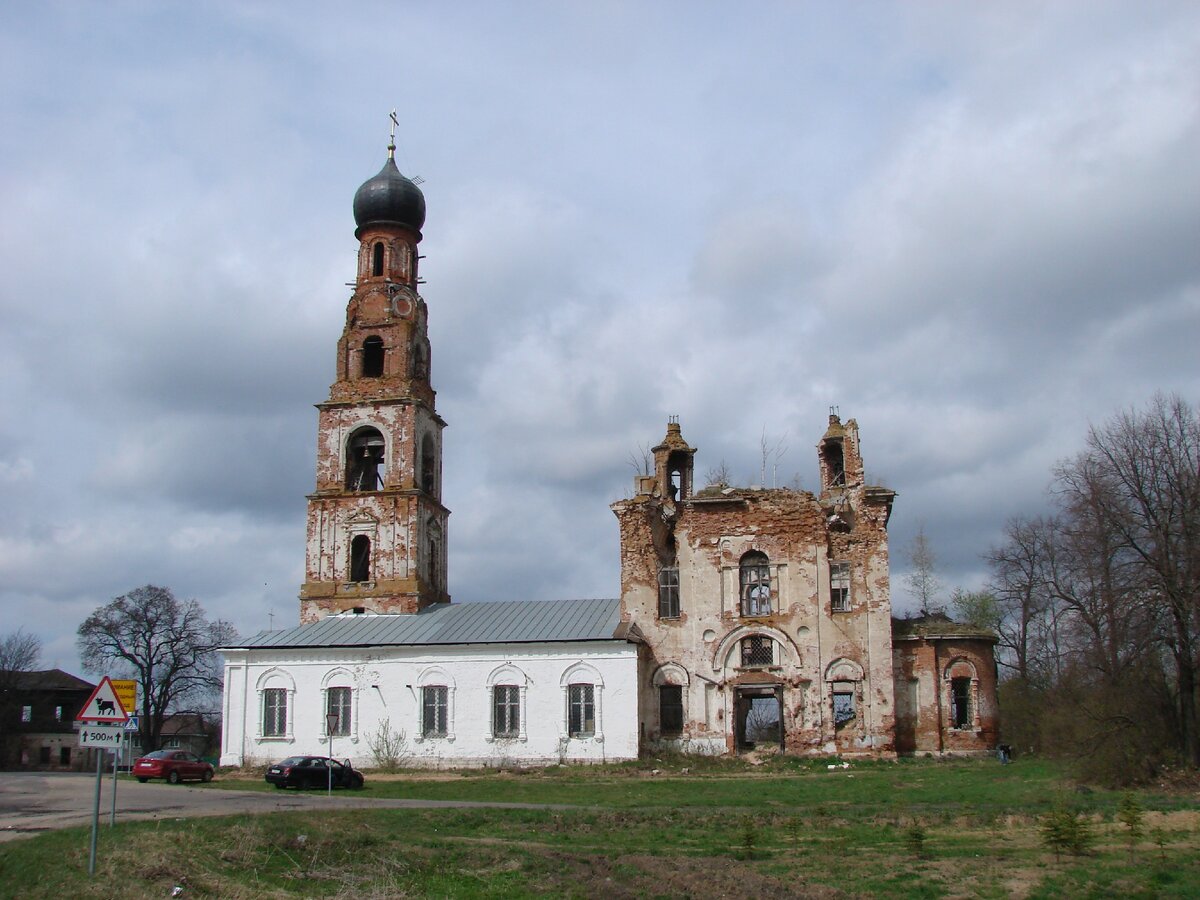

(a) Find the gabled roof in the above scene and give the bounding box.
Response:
[226,598,626,651]
[14,669,95,691]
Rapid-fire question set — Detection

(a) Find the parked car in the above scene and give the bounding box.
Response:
[133,750,214,784]
[265,756,365,790]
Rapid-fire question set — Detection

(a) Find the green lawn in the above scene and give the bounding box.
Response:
[1,758,1196,898]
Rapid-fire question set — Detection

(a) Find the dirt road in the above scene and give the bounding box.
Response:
[0,771,553,842]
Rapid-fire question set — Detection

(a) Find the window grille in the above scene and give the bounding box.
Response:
[492,685,520,738]
[568,684,595,737]
[327,686,352,735]
[262,689,287,737]
[422,686,448,737]
[740,635,774,667]
[833,688,855,727]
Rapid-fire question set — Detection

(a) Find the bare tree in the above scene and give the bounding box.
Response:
[704,459,733,487]
[905,524,943,616]
[627,443,652,477]
[1055,394,1200,765]
[0,630,42,767]
[987,516,1064,683]
[77,586,236,754]
[759,428,788,488]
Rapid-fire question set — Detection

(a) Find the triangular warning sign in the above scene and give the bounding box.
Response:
[75,676,130,723]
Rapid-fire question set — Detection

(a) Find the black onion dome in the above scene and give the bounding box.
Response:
[352,157,426,235]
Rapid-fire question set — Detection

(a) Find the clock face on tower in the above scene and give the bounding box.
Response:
[387,283,418,318]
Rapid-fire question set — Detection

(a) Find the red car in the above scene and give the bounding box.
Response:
[133,750,214,784]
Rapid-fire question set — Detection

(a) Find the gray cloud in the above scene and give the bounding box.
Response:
[1,1,1198,670]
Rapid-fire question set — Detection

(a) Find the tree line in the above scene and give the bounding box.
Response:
[961,394,1198,783]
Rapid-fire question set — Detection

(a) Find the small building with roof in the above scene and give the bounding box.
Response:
[220,599,639,766]
[2,669,95,771]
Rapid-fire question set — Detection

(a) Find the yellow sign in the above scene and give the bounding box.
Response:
[111,679,137,717]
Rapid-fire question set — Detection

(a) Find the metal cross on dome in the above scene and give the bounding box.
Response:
[388,108,399,155]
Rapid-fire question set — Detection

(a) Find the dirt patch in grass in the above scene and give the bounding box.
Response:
[531,850,845,899]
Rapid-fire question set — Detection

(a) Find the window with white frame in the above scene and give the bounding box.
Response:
[492,685,520,738]
[422,685,448,738]
[567,684,595,737]
[262,688,287,737]
[740,551,773,616]
[658,566,680,618]
[326,686,352,736]
[830,561,851,612]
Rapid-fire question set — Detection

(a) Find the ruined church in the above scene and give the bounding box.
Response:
[219,144,998,767]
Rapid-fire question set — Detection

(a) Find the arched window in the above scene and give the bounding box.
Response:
[823,438,845,487]
[372,242,384,276]
[740,634,774,667]
[350,535,371,582]
[740,551,772,616]
[420,434,436,496]
[362,337,384,378]
[346,428,385,490]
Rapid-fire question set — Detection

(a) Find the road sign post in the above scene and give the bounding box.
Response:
[76,677,129,877]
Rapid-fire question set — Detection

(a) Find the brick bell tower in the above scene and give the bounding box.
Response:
[299,133,449,622]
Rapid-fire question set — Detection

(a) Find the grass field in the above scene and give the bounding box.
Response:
[0,757,1196,898]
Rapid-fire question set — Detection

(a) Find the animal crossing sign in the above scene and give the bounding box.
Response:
[75,676,130,724]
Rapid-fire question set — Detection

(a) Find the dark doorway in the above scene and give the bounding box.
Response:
[735,686,783,751]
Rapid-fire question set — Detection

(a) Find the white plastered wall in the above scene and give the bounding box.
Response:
[220,639,639,768]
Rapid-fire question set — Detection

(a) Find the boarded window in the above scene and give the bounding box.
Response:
[659,685,683,735]
[492,685,520,738]
[740,551,772,616]
[326,686,351,736]
[422,686,448,737]
[833,686,855,727]
[568,684,595,737]
[740,635,774,667]
[262,688,287,737]
[830,561,851,612]
[951,677,972,729]
[658,566,680,618]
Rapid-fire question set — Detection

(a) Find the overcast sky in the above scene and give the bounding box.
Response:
[2,2,1197,677]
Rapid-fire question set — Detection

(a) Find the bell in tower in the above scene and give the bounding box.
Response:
[298,123,450,623]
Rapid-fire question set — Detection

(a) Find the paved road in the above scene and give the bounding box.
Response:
[0,772,555,843]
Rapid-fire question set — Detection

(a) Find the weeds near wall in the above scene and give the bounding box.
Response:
[365,717,411,771]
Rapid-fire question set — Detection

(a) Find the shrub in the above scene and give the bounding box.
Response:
[365,717,411,771]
